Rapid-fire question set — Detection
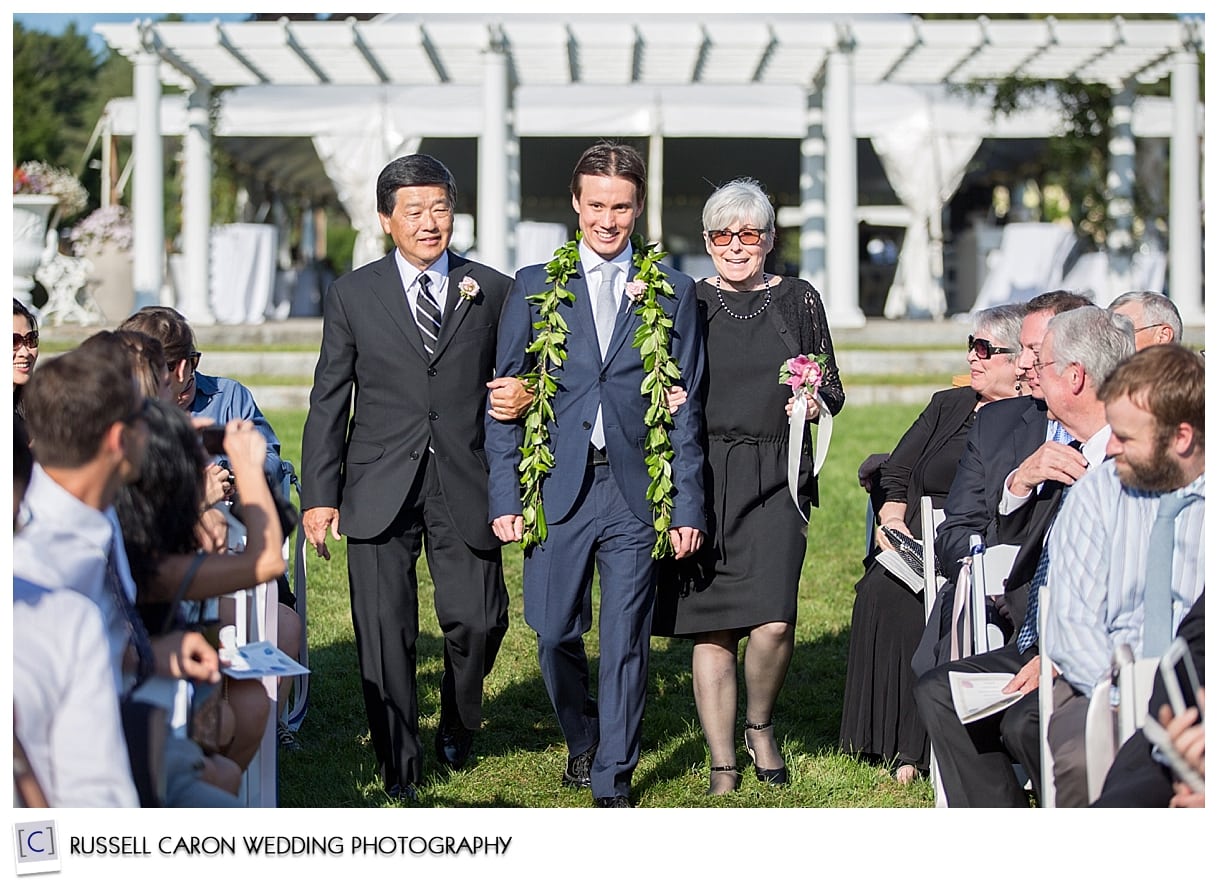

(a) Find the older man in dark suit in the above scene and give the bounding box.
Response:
[915,303,1134,807]
[486,142,705,807]
[301,154,525,802]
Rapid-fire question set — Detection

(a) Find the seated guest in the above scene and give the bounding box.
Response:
[1107,290,1183,350]
[14,298,39,428]
[1042,343,1204,806]
[119,306,304,745]
[914,305,1133,807]
[1093,591,1204,808]
[1163,688,1205,808]
[839,304,1026,784]
[114,400,287,778]
[917,292,1090,675]
[15,335,228,806]
[13,420,139,807]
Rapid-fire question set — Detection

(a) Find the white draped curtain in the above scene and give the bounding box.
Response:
[871,113,981,319]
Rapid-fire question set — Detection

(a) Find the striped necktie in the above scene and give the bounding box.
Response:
[414,273,442,357]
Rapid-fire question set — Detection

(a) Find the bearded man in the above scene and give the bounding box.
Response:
[1040,343,1205,806]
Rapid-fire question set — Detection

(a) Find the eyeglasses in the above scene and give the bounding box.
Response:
[13,330,39,349]
[706,228,765,247]
[176,351,202,372]
[1032,359,1057,374]
[967,336,1016,360]
[1133,323,1164,334]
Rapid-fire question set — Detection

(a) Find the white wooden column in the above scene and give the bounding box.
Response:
[181,85,214,324]
[798,88,827,295]
[132,43,164,310]
[1169,50,1202,323]
[1106,82,1136,283]
[478,44,510,274]
[824,44,864,328]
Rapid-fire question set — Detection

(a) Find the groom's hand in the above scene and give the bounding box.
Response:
[669,526,703,560]
[303,506,341,560]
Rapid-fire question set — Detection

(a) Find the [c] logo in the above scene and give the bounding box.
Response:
[12,821,61,876]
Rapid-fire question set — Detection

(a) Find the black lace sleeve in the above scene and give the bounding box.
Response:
[797,281,845,416]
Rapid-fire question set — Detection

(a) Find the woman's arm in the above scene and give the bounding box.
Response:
[148,420,286,601]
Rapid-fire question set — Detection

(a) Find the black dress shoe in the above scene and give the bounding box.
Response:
[594,794,631,807]
[561,742,598,789]
[384,783,419,804]
[435,722,475,771]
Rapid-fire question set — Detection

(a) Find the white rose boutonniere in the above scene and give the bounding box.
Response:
[624,280,647,303]
[457,276,480,302]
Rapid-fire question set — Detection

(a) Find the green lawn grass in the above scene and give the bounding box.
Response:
[265,400,934,808]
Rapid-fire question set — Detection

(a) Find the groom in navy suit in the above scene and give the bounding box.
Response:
[486,142,706,806]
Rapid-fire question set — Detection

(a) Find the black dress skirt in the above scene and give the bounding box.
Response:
[653,280,809,637]
[837,408,975,772]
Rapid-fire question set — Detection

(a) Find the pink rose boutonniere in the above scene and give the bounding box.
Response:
[457,276,480,302]
[624,280,647,303]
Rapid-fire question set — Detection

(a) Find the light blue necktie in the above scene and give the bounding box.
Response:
[1142,492,1196,657]
[590,263,620,450]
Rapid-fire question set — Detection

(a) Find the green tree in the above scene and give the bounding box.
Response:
[12,22,99,167]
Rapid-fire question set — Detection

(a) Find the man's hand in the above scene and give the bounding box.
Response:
[302,506,341,560]
[1002,654,1056,696]
[1007,440,1088,497]
[491,514,523,544]
[202,462,234,506]
[665,385,688,414]
[669,526,703,560]
[486,376,534,422]
[154,631,221,684]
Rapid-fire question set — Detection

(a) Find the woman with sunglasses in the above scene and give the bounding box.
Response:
[14,299,40,428]
[653,178,844,794]
[839,303,1026,784]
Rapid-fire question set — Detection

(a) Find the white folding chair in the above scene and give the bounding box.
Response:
[920,496,949,807]
[968,539,1017,654]
[1038,582,1057,807]
[1081,644,1159,803]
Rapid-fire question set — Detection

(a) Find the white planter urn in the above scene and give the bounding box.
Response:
[13,194,59,309]
[83,241,136,325]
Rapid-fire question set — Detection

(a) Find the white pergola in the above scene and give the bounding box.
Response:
[94,13,1204,326]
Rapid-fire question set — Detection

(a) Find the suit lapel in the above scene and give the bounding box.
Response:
[431,252,474,362]
[368,253,428,361]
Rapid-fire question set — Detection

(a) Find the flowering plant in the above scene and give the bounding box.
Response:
[13,161,88,219]
[779,353,828,398]
[68,206,134,256]
[457,275,480,302]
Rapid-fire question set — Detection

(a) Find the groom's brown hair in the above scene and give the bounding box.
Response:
[570,141,646,204]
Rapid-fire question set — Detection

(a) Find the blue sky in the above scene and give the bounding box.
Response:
[14,13,254,52]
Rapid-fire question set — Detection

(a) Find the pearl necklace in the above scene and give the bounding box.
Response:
[715,274,772,320]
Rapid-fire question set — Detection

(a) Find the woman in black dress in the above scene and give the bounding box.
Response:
[654,178,844,794]
[838,303,1026,783]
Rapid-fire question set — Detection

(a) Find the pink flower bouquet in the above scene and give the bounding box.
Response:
[779,353,828,398]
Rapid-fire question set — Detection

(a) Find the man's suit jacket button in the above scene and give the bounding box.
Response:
[599,374,606,383]
[429,411,439,420]
[582,421,592,430]
[410,451,420,460]
[427,367,437,377]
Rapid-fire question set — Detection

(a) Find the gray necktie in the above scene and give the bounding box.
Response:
[1142,491,1196,657]
[593,262,620,358]
[590,263,620,450]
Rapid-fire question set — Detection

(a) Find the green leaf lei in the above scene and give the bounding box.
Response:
[517,233,681,558]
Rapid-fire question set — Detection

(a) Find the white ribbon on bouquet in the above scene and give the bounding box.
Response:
[787,391,833,523]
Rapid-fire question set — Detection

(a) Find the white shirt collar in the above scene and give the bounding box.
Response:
[578,240,632,277]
